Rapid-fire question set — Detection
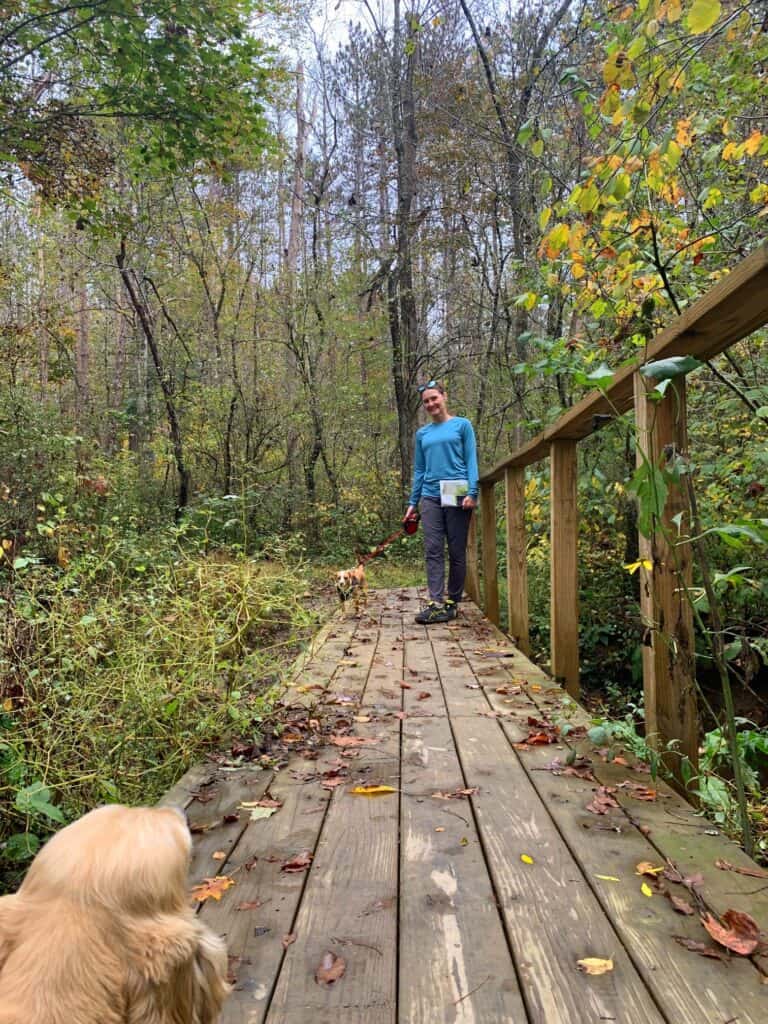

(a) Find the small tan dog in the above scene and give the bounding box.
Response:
[335,562,367,617]
[0,803,229,1024]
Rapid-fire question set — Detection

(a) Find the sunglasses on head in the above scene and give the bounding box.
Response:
[417,380,439,393]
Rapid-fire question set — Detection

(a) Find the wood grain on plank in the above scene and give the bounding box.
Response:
[400,714,528,1022]
[452,715,665,1023]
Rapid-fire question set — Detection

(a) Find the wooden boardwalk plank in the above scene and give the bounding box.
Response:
[451,715,665,1023]
[263,606,402,1023]
[399,708,528,1019]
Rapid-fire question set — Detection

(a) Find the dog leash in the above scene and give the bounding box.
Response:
[357,514,420,566]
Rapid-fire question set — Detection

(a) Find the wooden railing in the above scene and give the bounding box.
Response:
[466,241,768,787]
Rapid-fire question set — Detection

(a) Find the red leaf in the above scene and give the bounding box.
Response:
[665,892,695,915]
[701,910,760,956]
[586,787,619,815]
[281,851,313,873]
[673,936,729,961]
[315,950,346,986]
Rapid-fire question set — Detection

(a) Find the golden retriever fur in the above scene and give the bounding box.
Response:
[0,804,229,1024]
[334,562,367,616]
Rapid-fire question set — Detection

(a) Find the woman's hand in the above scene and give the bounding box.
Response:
[462,496,477,510]
[404,505,417,521]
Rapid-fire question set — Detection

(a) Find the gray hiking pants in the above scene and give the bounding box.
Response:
[421,497,473,603]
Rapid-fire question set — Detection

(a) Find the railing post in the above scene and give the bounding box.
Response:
[634,373,698,790]
[480,481,500,625]
[505,466,529,654]
[465,510,481,605]
[550,440,579,697]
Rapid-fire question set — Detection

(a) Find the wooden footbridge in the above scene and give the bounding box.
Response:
[166,589,768,1024]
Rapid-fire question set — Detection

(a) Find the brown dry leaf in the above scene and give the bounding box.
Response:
[399,681,412,689]
[282,933,297,948]
[212,851,226,861]
[322,777,345,789]
[350,785,397,796]
[617,780,657,800]
[431,787,478,800]
[330,735,375,747]
[576,957,614,975]
[236,900,264,911]
[715,858,768,880]
[635,861,665,877]
[701,910,760,956]
[417,691,431,700]
[315,950,346,986]
[354,715,371,723]
[665,892,695,916]
[586,787,619,815]
[191,876,236,903]
[673,935,729,961]
[281,851,313,873]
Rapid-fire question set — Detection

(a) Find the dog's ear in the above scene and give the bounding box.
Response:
[0,894,22,972]
[125,917,228,1024]
[191,927,230,1023]
[123,912,200,986]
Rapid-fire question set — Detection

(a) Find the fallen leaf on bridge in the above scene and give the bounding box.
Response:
[281,851,313,873]
[701,909,760,955]
[635,861,664,877]
[665,892,695,915]
[191,875,236,902]
[673,935,729,961]
[431,787,479,800]
[282,933,297,948]
[315,951,346,986]
[715,858,768,879]
[236,899,265,911]
[330,735,376,747]
[351,785,397,796]
[417,691,431,700]
[586,787,619,814]
[576,957,613,975]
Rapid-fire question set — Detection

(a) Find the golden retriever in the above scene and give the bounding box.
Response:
[0,804,229,1024]
[334,562,367,617]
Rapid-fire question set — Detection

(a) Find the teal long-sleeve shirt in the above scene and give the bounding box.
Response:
[408,416,479,506]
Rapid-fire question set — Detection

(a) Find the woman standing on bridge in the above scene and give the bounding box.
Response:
[404,381,478,625]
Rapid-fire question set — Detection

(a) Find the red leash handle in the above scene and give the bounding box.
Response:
[357,513,420,566]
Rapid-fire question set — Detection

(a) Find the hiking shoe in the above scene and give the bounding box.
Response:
[443,599,458,620]
[415,602,452,625]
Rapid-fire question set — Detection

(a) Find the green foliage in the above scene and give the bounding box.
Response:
[2,0,279,204]
[1,532,316,881]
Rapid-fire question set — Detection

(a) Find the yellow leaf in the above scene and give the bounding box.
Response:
[743,131,763,157]
[351,785,397,796]
[675,118,692,148]
[623,559,652,574]
[722,141,738,161]
[521,854,534,864]
[666,0,683,23]
[538,206,552,232]
[686,0,721,35]
[595,875,621,882]
[576,957,614,975]
[2,698,12,712]
[531,138,544,158]
[635,861,665,875]
[641,882,654,897]
[191,876,236,903]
